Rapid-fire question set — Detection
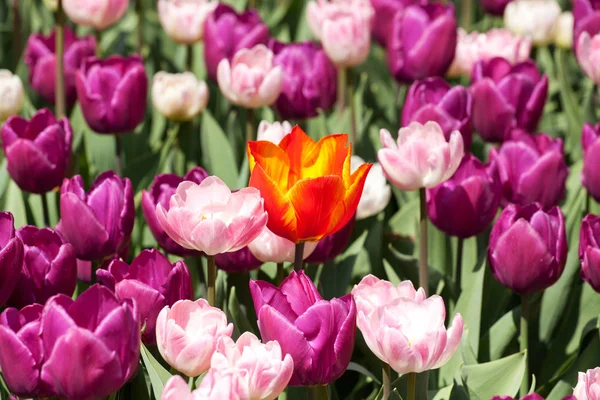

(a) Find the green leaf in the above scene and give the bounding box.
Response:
[480,306,520,361]
[461,351,527,400]
[200,110,238,188]
[140,343,172,400]
[346,362,381,385]
[228,286,256,337]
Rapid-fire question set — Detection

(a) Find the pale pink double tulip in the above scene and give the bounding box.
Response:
[248,226,317,263]
[577,32,600,85]
[378,121,464,191]
[63,0,128,30]
[256,120,292,144]
[307,0,374,68]
[574,368,600,400]
[352,275,463,373]
[158,0,218,44]
[217,45,283,109]
[156,176,267,256]
[162,372,244,400]
[156,299,233,376]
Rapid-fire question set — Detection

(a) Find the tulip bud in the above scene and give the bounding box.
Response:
[370,0,422,46]
[378,121,464,191]
[156,299,234,376]
[75,56,148,134]
[490,130,568,208]
[8,226,76,308]
[269,40,337,119]
[1,109,73,194]
[481,0,514,15]
[351,156,391,220]
[577,31,600,85]
[583,123,600,202]
[488,203,567,294]
[204,4,269,81]
[402,77,473,149]
[554,11,574,49]
[574,368,600,400]
[387,3,457,82]
[256,120,293,144]
[307,0,374,68]
[579,214,600,293]
[24,27,95,108]
[471,58,548,142]
[63,0,129,30]
[0,70,24,121]
[217,45,283,109]
[250,271,356,386]
[214,246,263,273]
[0,212,24,308]
[57,172,135,261]
[158,0,218,44]
[39,286,140,399]
[573,0,600,49]
[248,226,317,263]
[305,217,354,263]
[427,154,501,238]
[152,72,209,121]
[503,0,561,46]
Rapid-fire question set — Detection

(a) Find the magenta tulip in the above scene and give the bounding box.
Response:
[0,212,24,307]
[579,214,600,293]
[583,123,600,202]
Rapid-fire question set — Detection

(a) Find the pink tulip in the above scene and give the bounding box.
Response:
[63,0,129,30]
[352,275,463,374]
[247,225,318,263]
[577,32,600,85]
[162,373,246,400]
[217,45,283,109]
[257,120,292,144]
[307,0,374,68]
[206,332,293,400]
[156,299,233,377]
[158,0,218,44]
[574,368,600,400]
[156,176,268,256]
[378,121,464,191]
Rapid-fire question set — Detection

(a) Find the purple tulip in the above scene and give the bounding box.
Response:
[471,57,548,143]
[488,203,567,294]
[203,4,270,81]
[1,109,72,194]
[492,393,576,400]
[480,0,514,15]
[370,0,424,46]
[268,40,337,120]
[250,270,356,386]
[0,304,51,398]
[387,3,457,83]
[39,285,140,399]
[490,129,568,209]
[0,212,24,307]
[57,171,134,261]
[579,214,600,293]
[574,0,600,48]
[215,246,262,273]
[75,55,148,134]
[24,26,95,107]
[402,77,473,149]
[582,122,600,202]
[305,217,355,264]
[8,226,76,308]
[427,154,501,238]
[141,167,209,256]
[97,249,192,344]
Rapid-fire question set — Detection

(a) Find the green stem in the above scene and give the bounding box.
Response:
[207,255,216,306]
[294,242,305,272]
[115,134,123,176]
[460,0,473,31]
[456,236,463,290]
[276,262,285,284]
[382,363,391,400]
[55,0,66,118]
[95,30,102,58]
[41,192,51,227]
[246,108,255,142]
[520,294,530,396]
[136,0,143,54]
[419,188,428,294]
[186,44,193,72]
[406,372,417,400]
[337,67,346,114]
[309,385,328,400]
[12,0,20,70]
[348,68,357,145]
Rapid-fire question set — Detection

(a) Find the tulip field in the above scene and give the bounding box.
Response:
[2,0,600,399]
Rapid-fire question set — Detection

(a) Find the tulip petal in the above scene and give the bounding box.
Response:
[302,134,349,180]
[0,326,41,397]
[247,140,291,193]
[433,313,464,369]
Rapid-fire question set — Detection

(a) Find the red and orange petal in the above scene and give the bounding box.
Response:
[278,126,318,177]
[247,140,292,194]
[301,134,350,182]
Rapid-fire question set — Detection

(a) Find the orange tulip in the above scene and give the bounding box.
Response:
[247,126,372,243]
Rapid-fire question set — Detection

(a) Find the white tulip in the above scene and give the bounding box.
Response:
[0,70,24,121]
[351,155,392,220]
[554,11,574,49]
[256,120,293,144]
[504,0,562,46]
[152,72,209,121]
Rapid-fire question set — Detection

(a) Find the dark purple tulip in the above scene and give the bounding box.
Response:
[203,4,270,81]
[1,109,72,194]
[574,0,600,49]
[269,40,337,120]
[387,3,457,83]
[76,243,129,283]
[370,0,424,46]
[582,122,600,202]
[427,154,501,238]
[305,217,355,264]
[480,0,514,16]
[0,212,24,307]
[24,26,95,107]
[0,304,52,398]
[579,214,600,293]
[471,57,548,143]
[39,285,140,399]
[75,55,148,134]
[97,249,192,344]
[488,203,567,294]
[141,167,209,256]
[402,77,473,149]
[250,271,356,386]
[489,129,568,209]
[57,171,134,261]
[8,226,76,308]
[215,246,262,273]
